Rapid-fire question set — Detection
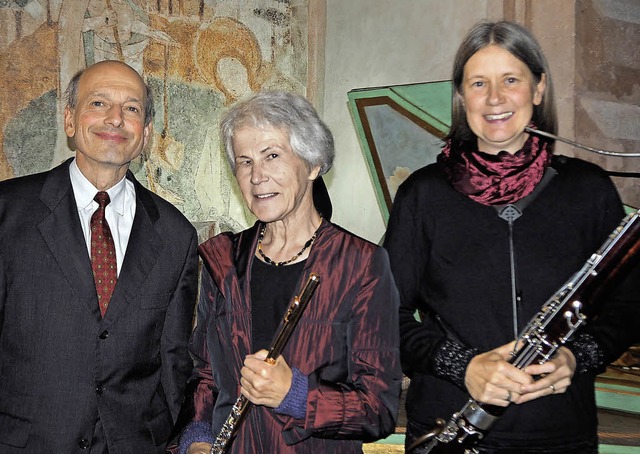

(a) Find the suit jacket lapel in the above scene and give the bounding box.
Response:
[101,173,161,325]
[37,159,101,317]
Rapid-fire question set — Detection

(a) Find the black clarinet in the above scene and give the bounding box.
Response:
[210,273,320,454]
[409,210,640,453]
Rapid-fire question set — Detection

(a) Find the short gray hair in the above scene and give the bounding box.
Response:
[220,91,334,175]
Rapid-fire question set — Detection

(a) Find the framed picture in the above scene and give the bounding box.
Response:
[347,80,453,224]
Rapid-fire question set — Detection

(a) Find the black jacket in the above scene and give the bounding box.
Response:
[0,160,198,453]
[384,154,639,449]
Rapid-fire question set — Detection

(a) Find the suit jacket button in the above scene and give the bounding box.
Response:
[96,385,104,394]
[99,330,109,339]
[78,438,90,449]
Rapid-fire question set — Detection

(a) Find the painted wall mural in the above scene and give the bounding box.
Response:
[0,0,309,238]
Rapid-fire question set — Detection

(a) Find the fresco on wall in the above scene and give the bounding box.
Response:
[0,0,309,237]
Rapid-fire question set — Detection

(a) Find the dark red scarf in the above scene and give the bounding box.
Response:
[439,133,552,206]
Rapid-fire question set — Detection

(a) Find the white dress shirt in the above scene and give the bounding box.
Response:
[69,159,136,275]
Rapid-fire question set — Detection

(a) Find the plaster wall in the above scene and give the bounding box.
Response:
[320,0,639,243]
[322,0,502,243]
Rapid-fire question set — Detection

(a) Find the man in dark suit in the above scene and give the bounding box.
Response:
[0,60,198,453]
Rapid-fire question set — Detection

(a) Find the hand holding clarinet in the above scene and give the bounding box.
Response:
[463,341,575,408]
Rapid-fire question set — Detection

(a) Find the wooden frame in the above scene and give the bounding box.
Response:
[347,81,452,224]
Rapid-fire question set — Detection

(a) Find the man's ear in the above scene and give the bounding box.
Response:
[142,122,153,148]
[63,106,75,138]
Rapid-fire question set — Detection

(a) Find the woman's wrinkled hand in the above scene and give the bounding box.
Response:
[240,349,293,408]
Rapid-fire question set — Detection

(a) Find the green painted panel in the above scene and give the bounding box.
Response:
[391,80,452,129]
[347,81,453,224]
[370,433,405,445]
[599,445,640,453]
[596,384,640,413]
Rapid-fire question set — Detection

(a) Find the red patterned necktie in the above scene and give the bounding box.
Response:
[91,191,117,317]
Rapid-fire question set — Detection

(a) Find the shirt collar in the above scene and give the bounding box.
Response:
[69,158,128,216]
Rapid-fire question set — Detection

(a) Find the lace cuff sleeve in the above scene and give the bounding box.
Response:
[432,339,479,389]
[567,332,606,375]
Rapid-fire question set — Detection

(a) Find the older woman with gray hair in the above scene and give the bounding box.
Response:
[175,91,402,453]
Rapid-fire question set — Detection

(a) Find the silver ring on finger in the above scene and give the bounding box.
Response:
[549,384,556,394]
[506,390,512,402]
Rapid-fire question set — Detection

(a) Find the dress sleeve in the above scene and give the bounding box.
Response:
[177,421,214,454]
[384,177,454,379]
[175,268,219,450]
[282,247,403,443]
[583,256,640,367]
[432,339,479,389]
[567,178,640,374]
[0,252,5,340]
[275,367,309,420]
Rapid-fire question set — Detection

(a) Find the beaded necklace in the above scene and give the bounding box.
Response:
[257,221,321,267]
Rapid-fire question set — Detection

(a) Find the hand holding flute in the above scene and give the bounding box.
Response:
[240,351,294,408]
[184,355,295,454]
[209,274,320,454]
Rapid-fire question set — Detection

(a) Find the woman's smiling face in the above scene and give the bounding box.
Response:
[232,124,319,224]
[459,44,546,154]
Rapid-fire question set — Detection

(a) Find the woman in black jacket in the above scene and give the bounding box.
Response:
[384,20,639,453]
